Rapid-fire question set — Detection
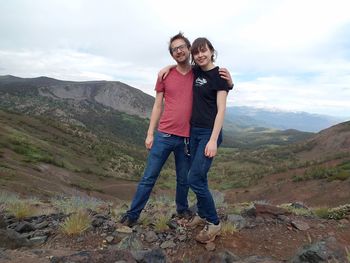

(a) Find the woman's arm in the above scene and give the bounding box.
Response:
[204,90,228,158]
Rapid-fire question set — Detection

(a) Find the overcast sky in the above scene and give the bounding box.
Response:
[1,0,350,118]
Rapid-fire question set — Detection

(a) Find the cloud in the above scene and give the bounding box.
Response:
[1,0,350,117]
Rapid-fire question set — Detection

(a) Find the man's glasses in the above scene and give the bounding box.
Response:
[171,44,187,54]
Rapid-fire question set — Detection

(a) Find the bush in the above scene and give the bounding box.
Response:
[6,201,34,219]
[60,210,91,236]
[221,221,237,236]
[154,213,170,232]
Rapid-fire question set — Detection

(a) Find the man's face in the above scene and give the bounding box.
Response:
[170,39,190,64]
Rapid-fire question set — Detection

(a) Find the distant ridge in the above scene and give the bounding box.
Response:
[0,75,154,118]
[225,106,346,132]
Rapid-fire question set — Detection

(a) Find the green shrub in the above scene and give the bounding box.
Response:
[313,207,330,219]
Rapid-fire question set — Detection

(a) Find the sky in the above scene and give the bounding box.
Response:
[0,0,350,118]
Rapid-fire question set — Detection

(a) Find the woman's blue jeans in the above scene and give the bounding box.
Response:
[188,127,222,225]
[126,131,190,221]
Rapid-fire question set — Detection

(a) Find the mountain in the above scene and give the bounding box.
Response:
[225,106,346,132]
[0,75,154,118]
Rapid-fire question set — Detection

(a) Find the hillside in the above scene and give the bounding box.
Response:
[223,121,350,207]
[0,110,146,200]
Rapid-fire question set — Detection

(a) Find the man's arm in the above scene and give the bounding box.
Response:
[145,91,164,150]
[219,68,234,88]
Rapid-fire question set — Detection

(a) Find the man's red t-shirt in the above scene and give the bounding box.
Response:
[155,68,193,137]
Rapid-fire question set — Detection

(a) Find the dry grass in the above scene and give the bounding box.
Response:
[221,221,237,236]
[154,213,169,232]
[6,201,35,219]
[60,209,92,236]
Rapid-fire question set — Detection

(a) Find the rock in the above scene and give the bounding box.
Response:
[91,217,104,227]
[131,248,166,263]
[0,247,10,261]
[247,204,290,218]
[0,229,31,249]
[277,214,291,223]
[241,255,281,262]
[145,230,158,243]
[116,226,133,234]
[35,220,49,229]
[50,249,137,263]
[291,220,310,231]
[160,240,176,249]
[291,237,347,262]
[177,234,187,242]
[105,236,114,243]
[166,219,178,229]
[117,233,142,250]
[205,242,216,251]
[291,202,309,210]
[227,214,246,229]
[29,235,48,245]
[0,214,6,229]
[14,221,35,233]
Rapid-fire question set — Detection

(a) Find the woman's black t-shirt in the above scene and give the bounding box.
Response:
[191,66,232,129]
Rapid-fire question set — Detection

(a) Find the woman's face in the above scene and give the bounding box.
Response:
[193,44,213,69]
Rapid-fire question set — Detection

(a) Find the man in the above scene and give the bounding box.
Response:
[120,32,232,227]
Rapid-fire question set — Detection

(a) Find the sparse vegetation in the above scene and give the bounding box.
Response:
[292,159,350,182]
[279,203,312,216]
[6,200,35,219]
[51,195,104,214]
[154,213,170,232]
[313,204,350,220]
[60,209,92,235]
[313,207,331,219]
[221,221,237,236]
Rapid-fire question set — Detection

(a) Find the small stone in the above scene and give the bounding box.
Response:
[205,241,216,251]
[116,226,133,234]
[291,220,310,231]
[105,236,114,243]
[145,231,158,243]
[29,236,48,245]
[160,240,176,249]
[34,220,49,230]
[177,234,187,242]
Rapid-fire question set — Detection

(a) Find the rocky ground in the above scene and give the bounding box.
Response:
[1,202,350,263]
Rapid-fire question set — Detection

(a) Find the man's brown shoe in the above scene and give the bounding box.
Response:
[195,222,221,243]
[186,215,206,228]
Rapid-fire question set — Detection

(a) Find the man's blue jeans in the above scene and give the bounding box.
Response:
[188,127,222,225]
[126,131,190,221]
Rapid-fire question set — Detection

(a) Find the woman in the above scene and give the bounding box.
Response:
[159,37,233,243]
[186,37,233,243]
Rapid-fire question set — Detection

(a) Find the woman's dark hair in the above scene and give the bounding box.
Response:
[191,37,216,65]
[168,32,191,55]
